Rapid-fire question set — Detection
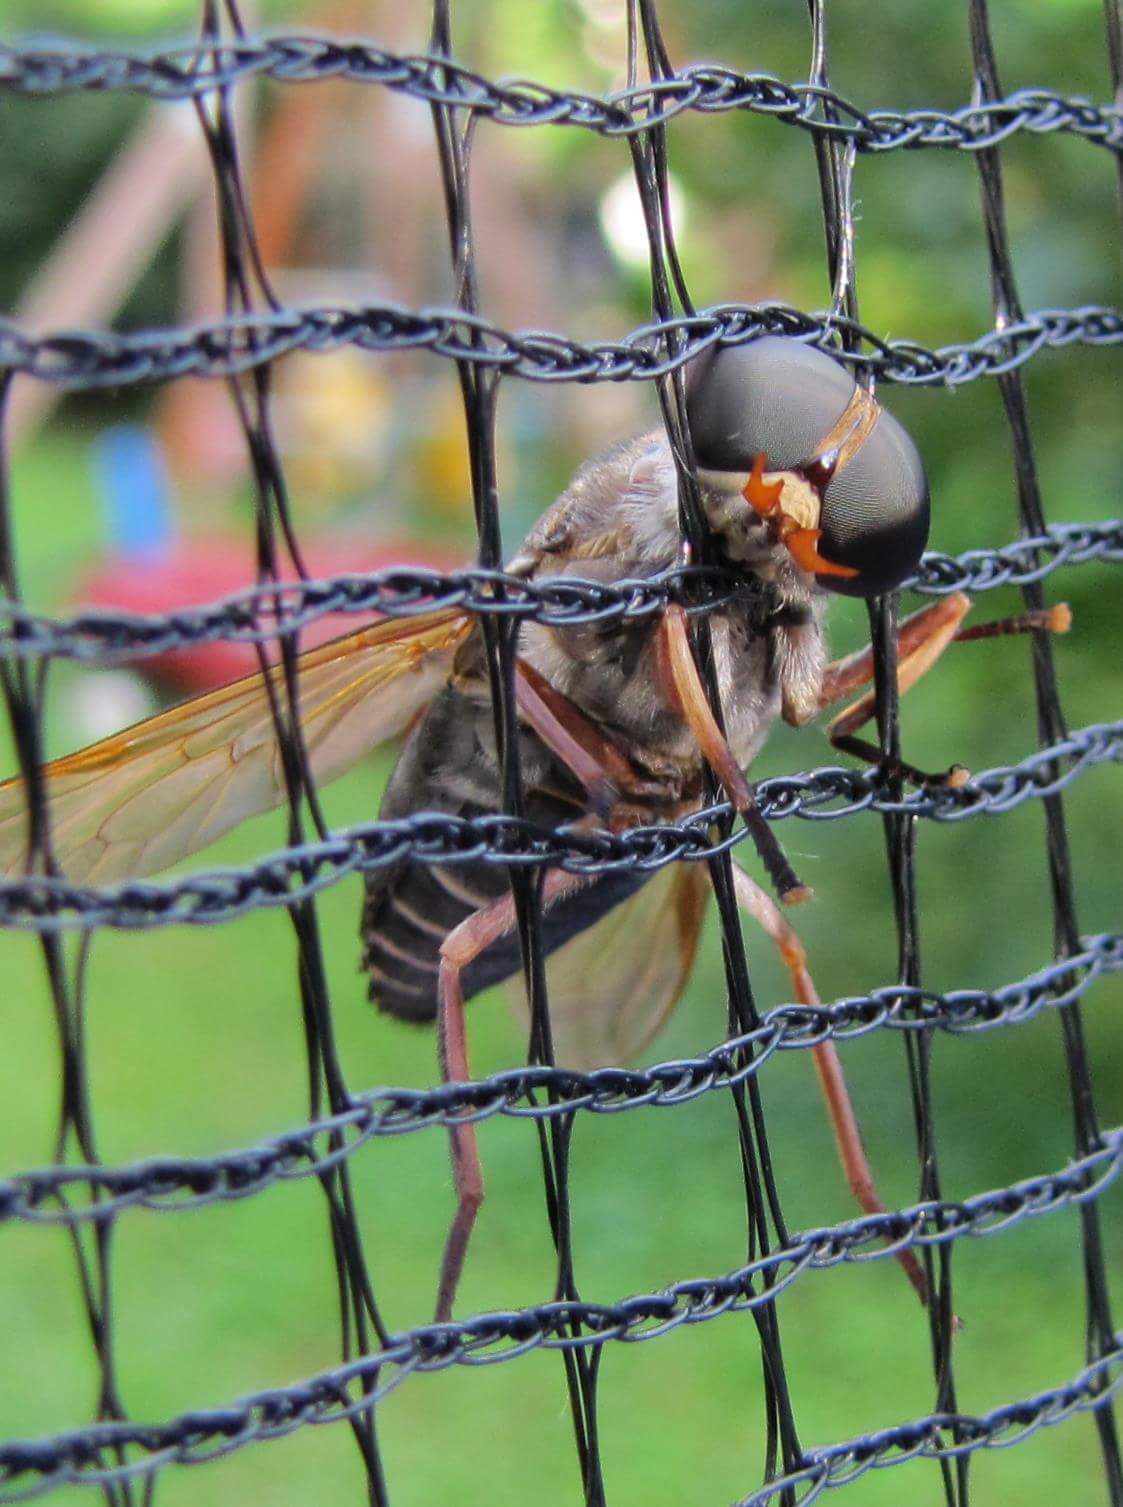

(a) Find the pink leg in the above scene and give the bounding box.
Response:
[729,864,930,1307]
[514,659,668,817]
[811,592,1071,787]
[434,867,589,1322]
[813,593,976,717]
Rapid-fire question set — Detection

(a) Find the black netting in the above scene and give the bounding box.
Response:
[0,3,1120,1505]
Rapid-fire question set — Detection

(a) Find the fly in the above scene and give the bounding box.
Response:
[0,336,1071,1320]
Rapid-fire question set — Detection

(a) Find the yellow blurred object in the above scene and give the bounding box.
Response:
[410,385,503,522]
[276,349,392,501]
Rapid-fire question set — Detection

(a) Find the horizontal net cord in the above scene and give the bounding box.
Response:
[734,1339,1123,1507]
[1,1126,1119,1499]
[0,521,1116,663]
[1,301,1120,393]
[0,564,749,658]
[4,933,1117,1226]
[1,721,1118,932]
[1,36,1120,154]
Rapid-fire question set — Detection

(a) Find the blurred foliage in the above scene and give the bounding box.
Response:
[0,2,1120,1506]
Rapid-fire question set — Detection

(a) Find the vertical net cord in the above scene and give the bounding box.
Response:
[0,374,137,1506]
[968,3,1123,1499]
[1104,0,1123,229]
[627,3,805,1493]
[805,5,967,1503]
[426,5,608,1498]
[195,7,395,1500]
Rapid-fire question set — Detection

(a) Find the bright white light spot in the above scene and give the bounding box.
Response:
[599,171,687,269]
[68,672,158,745]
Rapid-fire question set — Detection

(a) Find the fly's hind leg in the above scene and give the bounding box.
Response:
[729,862,930,1308]
[805,591,1071,787]
[434,867,589,1323]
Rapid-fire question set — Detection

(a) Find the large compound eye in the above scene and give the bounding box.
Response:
[685,336,930,597]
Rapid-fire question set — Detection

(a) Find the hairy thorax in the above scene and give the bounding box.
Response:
[451,427,832,794]
[517,608,783,782]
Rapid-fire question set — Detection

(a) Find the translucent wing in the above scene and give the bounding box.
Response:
[0,609,472,883]
[510,864,711,1070]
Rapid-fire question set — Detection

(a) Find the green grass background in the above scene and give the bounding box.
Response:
[1,1,1122,1504]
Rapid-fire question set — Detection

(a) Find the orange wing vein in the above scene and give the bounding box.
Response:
[0,609,472,884]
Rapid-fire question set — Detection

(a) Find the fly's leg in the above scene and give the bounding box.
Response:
[514,659,671,818]
[435,867,589,1323]
[729,863,931,1308]
[657,605,809,905]
[806,591,1071,786]
[656,605,756,811]
[813,593,973,714]
[520,619,806,903]
[953,604,1071,641]
[823,595,971,787]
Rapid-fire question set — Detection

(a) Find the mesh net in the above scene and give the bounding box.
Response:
[0,2,1121,1504]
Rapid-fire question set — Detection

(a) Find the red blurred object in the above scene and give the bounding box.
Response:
[73,537,467,695]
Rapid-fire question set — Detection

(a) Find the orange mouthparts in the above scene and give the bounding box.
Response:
[742,453,859,580]
[743,452,785,516]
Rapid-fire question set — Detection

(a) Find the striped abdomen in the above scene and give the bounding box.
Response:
[360,682,646,1022]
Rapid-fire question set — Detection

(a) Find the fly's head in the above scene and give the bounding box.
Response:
[685,336,930,600]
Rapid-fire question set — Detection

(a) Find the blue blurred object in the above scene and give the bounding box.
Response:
[91,424,173,558]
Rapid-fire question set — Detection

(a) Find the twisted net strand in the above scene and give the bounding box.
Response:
[733,1338,1123,1507]
[0,520,1116,662]
[1,719,1118,931]
[1,299,1120,391]
[1,37,1120,153]
[962,1,1121,1491]
[0,1127,1120,1501]
[2,933,1119,1225]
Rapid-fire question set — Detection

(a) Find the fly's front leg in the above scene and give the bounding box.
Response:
[435,867,589,1323]
[728,864,931,1308]
[821,595,972,787]
[657,605,809,905]
[806,591,1070,787]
